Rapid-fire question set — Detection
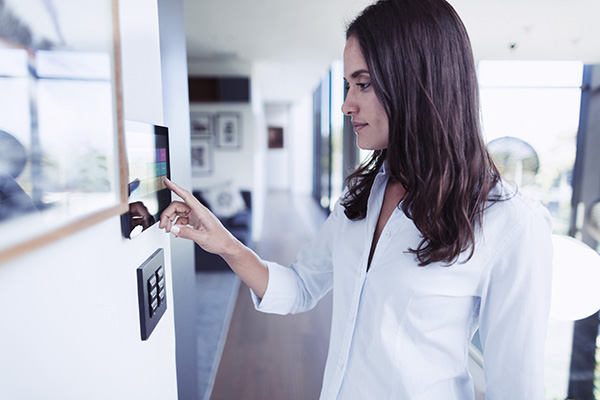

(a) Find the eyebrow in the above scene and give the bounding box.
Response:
[344,69,370,81]
[351,69,370,79]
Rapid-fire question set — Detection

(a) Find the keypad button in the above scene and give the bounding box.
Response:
[148,274,157,289]
[150,298,159,317]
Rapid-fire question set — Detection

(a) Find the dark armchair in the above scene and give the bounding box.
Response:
[192,189,252,271]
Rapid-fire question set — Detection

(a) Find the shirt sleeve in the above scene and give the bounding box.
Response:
[477,202,553,399]
[250,200,342,315]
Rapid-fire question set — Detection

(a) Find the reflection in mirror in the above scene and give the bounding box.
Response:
[0,129,37,222]
[0,0,120,256]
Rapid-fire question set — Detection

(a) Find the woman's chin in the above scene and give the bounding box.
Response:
[356,141,387,151]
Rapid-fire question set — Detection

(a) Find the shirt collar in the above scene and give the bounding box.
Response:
[378,162,388,176]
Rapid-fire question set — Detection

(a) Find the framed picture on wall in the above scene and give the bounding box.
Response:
[0,0,127,263]
[191,136,213,175]
[215,112,242,149]
[268,126,284,149]
[190,112,213,136]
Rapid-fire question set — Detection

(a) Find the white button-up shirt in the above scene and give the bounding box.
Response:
[252,169,553,399]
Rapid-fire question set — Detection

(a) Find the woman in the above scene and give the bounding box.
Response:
[160,0,553,398]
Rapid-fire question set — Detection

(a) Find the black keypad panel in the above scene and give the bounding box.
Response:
[137,249,167,340]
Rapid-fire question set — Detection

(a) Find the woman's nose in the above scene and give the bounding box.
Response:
[341,95,356,116]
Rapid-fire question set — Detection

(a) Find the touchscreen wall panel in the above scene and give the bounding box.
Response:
[121,121,171,239]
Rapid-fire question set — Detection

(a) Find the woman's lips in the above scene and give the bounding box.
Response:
[352,122,367,132]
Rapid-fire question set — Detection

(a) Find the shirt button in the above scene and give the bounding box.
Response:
[384,231,390,237]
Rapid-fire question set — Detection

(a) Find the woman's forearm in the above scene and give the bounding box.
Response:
[220,238,269,298]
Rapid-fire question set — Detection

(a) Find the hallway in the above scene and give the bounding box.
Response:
[210,190,332,400]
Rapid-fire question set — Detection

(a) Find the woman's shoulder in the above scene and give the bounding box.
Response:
[483,181,552,235]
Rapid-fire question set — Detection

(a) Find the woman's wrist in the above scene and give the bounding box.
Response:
[220,233,248,262]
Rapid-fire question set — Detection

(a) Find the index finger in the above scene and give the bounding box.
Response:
[164,178,194,202]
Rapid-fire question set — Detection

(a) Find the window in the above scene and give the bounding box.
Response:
[479,60,584,234]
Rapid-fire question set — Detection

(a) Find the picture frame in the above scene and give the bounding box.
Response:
[191,136,213,175]
[268,126,284,149]
[215,112,242,149]
[0,0,127,263]
[190,112,213,136]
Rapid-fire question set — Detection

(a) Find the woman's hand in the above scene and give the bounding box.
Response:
[159,178,239,257]
[159,178,268,297]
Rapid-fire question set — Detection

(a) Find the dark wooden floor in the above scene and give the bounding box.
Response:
[211,191,332,400]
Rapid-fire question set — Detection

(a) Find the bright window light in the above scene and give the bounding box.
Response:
[478,60,584,235]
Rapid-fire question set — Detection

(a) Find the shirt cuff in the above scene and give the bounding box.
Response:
[249,261,298,315]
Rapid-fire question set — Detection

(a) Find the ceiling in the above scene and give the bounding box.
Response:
[182,0,600,104]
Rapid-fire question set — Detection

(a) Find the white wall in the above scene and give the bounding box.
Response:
[289,93,314,196]
[264,97,314,195]
[189,103,255,191]
[187,59,268,242]
[185,61,315,240]
[265,104,291,190]
[187,59,255,192]
[157,0,198,397]
[250,65,268,243]
[0,1,179,399]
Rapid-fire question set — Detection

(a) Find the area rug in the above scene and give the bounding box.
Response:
[195,271,241,400]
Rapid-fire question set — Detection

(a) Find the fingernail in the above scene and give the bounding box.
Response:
[171,225,180,236]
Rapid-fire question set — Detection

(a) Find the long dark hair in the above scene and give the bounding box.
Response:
[341,0,502,266]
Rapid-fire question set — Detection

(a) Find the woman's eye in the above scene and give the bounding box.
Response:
[357,82,371,89]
